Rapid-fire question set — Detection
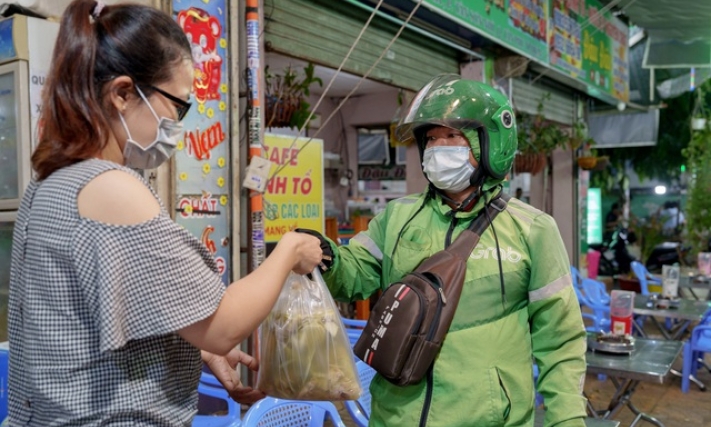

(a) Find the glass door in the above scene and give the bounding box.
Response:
[0,61,31,211]
[0,212,16,342]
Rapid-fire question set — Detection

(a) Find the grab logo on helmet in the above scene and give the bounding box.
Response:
[470,246,523,263]
[425,80,456,100]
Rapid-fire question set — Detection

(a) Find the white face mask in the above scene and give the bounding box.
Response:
[422,146,475,192]
[119,86,183,170]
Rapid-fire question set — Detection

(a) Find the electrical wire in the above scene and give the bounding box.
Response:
[260,0,385,162]
[266,0,425,183]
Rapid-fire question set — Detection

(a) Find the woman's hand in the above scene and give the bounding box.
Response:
[276,231,323,275]
[201,349,266,405]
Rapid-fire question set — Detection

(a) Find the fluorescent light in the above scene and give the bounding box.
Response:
[654,185,667,195]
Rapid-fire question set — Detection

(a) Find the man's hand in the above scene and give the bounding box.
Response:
[201,348,266,405]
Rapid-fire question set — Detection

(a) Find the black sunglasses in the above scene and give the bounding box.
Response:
[149,85,192,121]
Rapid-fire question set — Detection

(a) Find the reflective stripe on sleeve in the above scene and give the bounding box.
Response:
[528,274,571,302]
[352,232,384,261]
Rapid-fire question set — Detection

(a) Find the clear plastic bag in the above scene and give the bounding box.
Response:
[256,269,361,400]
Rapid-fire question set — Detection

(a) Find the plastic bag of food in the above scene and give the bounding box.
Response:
[257,269,361,400]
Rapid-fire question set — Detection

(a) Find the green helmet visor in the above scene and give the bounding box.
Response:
[396,74,517,181]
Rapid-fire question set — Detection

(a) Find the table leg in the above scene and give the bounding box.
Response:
[670,368,707,391]
[647,317,672,340]
[700,358,711,374]
[592,378,666,426]
[669,320,691,341]
[683,287,700,301]
[633,317,648,338]
[629,411,665,427]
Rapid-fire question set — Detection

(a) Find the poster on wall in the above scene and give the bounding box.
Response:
[422,0,549,65]
[549,0,629,102]
[263,134,324,243]
[172,0,230,284]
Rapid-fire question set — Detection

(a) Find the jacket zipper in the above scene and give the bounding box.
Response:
[419,215,458,427]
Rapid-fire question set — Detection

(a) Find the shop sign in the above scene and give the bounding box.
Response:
[421,0,549,65]
[263,134,325,243]
[358,165,406,181]
[173,0,230,284]
[550,0,629,102]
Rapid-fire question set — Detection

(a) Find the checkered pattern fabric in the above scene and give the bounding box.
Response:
[9,159,226,426]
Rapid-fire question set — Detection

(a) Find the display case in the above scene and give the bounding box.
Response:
[0,211,16,342]
[0,61,30,210]
[0,14,59,210]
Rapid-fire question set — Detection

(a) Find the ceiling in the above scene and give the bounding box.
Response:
[266,52,397,98]
[601,0,711,68]
[603,0,711,41]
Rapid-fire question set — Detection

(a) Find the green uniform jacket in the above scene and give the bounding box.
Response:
[323,189,587,427]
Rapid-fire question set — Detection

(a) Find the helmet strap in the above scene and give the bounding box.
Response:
[468,166,486,189]
[431,183,480,212]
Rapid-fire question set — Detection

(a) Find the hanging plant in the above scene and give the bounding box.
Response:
[264,62,323,130]
[691,87,707,131]
[515,93,568,175]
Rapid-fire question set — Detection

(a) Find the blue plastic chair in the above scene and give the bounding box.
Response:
[344,360,376,427]
[572,270,611,333]
[571,267,602,332]
[630,261,678,333]
[341,317,366,347]
[241,397,346,427]
[681,311,711,393]
[0,343,7,424]
[571,266,609,305]
[630,261,662,295]
[192,371,241,427]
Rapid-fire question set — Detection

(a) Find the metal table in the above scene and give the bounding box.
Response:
[586,335,683,427]
[534,408,620,426]
[679,273,711,300]
[632,294,711,340]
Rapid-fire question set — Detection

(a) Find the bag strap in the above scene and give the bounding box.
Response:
[445,192,509,260]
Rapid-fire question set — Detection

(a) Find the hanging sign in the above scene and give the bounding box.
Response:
[263,134,324,243]
[172,0,230,284]
[421,0,549,65]
[549,0,629,102]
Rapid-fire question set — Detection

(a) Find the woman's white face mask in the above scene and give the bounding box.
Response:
[119,86,183,170]
[422,146,475,192]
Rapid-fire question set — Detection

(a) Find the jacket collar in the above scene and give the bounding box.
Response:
[427,185,503,220]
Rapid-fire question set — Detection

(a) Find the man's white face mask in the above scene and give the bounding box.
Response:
[422,146,475,192]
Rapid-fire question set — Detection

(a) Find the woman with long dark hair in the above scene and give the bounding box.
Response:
[9,1,322,424]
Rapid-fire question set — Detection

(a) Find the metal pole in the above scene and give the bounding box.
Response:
[246,0,265,272]
[245,0,264,386]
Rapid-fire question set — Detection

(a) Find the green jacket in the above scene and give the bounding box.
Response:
[323,189,587,427]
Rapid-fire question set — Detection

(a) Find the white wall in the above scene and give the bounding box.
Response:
[527,149,576,264]
[309,89,432,219]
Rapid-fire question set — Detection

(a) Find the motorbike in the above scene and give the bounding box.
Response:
[588,226,636,276]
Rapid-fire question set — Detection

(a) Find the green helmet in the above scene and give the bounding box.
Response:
[396,74,517,187]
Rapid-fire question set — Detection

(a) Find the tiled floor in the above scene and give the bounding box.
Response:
[335,321,711,427]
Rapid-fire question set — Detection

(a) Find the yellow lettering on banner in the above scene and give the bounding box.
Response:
[583,30,598,63]
[599,41,612,71]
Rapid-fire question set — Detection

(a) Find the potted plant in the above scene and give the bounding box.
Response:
[691,87,707,131]
[265,62,323,130]
[577,139,598,170]
[515,93,569,174]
